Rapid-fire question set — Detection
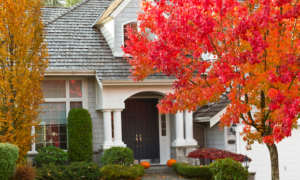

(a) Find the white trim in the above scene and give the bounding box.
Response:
[110,0,132,19]
[44,70,95,76]
[113,52,124,57]
[102,79,176,86]
[159,113,171,164]
[210,107,227,127]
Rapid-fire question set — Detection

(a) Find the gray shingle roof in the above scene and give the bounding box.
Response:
[42,7,70,23]
[193,98,230,118]
[43,0,174,80]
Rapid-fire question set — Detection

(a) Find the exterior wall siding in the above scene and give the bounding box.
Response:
[224,126,237,153]
[114,0,141,55]
[206,123,225,150]
[88,77,104,151]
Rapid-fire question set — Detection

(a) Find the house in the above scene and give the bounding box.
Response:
[28,0,300,179]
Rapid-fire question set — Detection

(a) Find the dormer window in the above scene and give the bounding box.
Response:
[123,21,137,47]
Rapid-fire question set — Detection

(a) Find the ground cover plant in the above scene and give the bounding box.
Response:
[0,143,19,180]
[172,163,212,179]
[100,146,134,166]
[210,158,249,180]
[67,108,93,162]
[33,146,68,167]
[100,164,145,180]
[122,0,300,178]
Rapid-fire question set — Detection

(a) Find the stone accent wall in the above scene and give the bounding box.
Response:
[171,146,199,165]
[249,172,256,180]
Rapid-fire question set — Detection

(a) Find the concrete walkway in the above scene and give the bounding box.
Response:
[142,173,190,180]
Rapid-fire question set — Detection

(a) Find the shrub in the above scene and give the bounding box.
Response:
[64,161,102,180]
[67,108,93,162]
[0,143,19,180]
[100,146,134,166]
[172,163,213,179]
[33,146,68,167]
[101,164,145,180]
[210,158,250,180]
[35,164,66,180]
[10,163,37,180]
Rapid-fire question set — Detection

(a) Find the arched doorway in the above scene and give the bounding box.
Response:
[121,92,166,164]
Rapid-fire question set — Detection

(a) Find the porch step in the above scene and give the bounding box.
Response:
[145,165,175,174]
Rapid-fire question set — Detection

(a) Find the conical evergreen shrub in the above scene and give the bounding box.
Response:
[67,108,93,162]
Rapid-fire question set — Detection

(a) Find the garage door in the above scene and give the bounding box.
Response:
[237,126,300,180]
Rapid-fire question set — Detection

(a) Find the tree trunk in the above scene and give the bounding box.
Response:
[267,144,280,180]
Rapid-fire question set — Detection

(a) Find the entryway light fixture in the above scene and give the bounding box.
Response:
[230,123,237,135]
[243,155,250,171]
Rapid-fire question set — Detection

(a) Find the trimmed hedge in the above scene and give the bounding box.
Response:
[36,164,66,180]
[101,164,145,180]
[67,108,93,162]
[0,143,19,180]
[172,163,213,179]
[33,146,68,167]
[100,146,134,166]
[64,161,102,179]
[36,162,101,180]
[210,158,250,180]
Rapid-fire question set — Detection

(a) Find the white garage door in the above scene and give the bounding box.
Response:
[237,126,300,180]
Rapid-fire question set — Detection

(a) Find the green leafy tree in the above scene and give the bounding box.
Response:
[65,0,83,7]
[43,0,63,7]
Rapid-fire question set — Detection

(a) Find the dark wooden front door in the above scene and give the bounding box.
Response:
[122,99,160,163]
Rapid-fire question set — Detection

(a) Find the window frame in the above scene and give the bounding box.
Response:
[122,19,139,47]
[28,77,88,154]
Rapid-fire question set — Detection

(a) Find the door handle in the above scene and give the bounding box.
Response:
[136,134,138,147]
[139,134,142,147]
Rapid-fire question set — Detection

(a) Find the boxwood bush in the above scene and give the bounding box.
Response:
[0,143,19,180]
[36,162,101,180]
[36,164,66,180]
[172,163,213,179]
[64,161,102,179]
[67,108,93,162]
[100,146,134,166]
[101,164,145,179]
[210,158,250,180]
[33,146,68,167]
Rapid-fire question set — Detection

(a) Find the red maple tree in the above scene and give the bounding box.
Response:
[122,0,300,179]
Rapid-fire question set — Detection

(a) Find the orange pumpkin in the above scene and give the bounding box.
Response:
[140,162,150,169]
[167,159,177,167]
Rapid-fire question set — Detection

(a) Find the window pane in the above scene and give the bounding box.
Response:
[69,80,82,98]
[123,22,137,47]
[42,80,66,98]
[70,101,82,109]
[36,102,67,150]
[161,115,166,136]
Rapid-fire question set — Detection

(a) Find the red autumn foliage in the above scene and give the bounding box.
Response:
[188,148,252,163]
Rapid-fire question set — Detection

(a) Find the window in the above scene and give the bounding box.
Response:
[30,79,87,153]
[123,21,137,47]
[161,114,166,136]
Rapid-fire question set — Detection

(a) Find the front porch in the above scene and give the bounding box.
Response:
[95,80,199,164]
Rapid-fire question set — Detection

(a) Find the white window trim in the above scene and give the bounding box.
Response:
[28,77,88,154]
